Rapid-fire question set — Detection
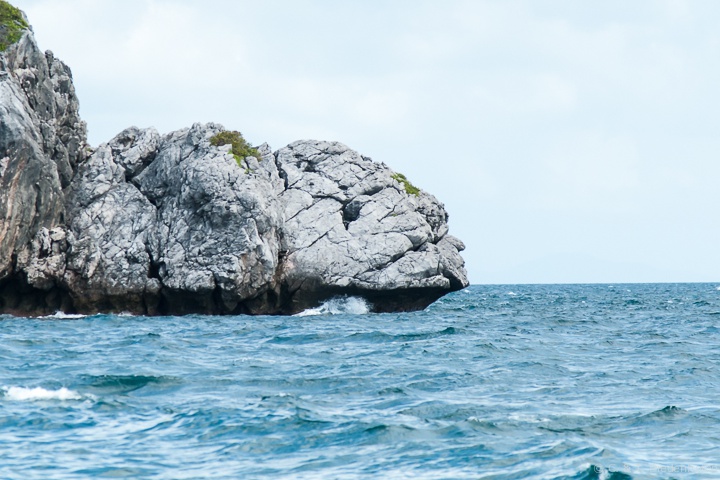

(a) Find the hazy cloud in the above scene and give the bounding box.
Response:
[14,0,720,283]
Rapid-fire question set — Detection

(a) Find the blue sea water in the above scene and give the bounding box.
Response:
[1,283,720,479]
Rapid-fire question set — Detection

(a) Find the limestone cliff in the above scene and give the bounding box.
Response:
[0,3,468,315]
[0,2,87,312]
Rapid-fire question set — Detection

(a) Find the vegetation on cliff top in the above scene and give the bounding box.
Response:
[391,172,420,196]
[0,1,28,52]
[210,131,261,170]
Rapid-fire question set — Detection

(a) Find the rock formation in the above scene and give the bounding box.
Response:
[0,2,468,316]
[0,2,87,313]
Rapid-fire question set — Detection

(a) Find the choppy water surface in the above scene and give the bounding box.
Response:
[2,284,720,479]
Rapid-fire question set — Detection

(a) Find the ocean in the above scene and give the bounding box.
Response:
[1,283,719,479]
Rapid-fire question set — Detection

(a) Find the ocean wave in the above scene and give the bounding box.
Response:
[79,374,181,394]
[641,405,686,419]
[2,386,82,401]
[295,296,371,316]
[573,464,633,479]
[346,326,460,343]
[40,311,87,319]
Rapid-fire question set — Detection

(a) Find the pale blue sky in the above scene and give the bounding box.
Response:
[14,0,720,284]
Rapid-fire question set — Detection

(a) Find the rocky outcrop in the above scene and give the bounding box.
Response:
[0,5,87,313]
[57,124,283,315]
[0,3,467,316]
[274,140,467,312]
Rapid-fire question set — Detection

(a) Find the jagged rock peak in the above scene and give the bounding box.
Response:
[0,0,87,305]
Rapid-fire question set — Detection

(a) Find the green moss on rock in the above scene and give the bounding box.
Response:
[0,1,28,52]
[391,172,420,196]
[210,130,261,170]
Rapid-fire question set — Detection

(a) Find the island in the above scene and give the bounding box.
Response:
[0,1,468,316]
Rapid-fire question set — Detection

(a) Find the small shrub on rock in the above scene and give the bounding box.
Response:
[391,173,420,196]
[210,130,261,169]
[0,1,29,52]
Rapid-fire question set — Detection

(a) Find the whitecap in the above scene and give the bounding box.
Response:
[2,386,82,401]
[41,311,86,319]
[295,296,371,316]
[506,291,517,296]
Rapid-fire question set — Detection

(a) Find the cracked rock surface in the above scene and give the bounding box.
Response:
[0,10,467,316]
[275,140,467,312]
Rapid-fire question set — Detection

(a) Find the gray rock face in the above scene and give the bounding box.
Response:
[0,6,467,316]
[0,20,87,312]
[62,133,161,312]
[133,124,282,314]
[52,123,283,314]
[49,127,467,314]
[275,140,467,311]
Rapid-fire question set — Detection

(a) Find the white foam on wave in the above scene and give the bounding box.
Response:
[41,311,87,319]
[295,296,371,317]
[2,386,82,401]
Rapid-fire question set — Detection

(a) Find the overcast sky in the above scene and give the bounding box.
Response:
[13,0,720,284]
